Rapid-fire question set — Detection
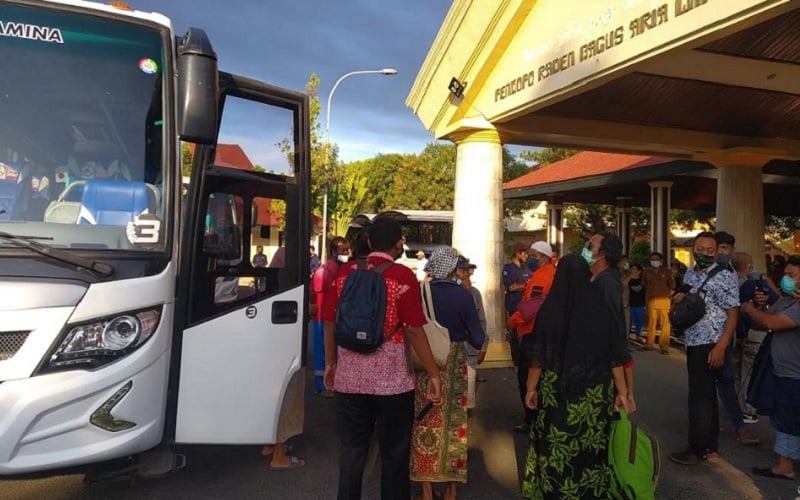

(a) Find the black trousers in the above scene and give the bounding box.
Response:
[334,390,415,500]
[687,343,722,455]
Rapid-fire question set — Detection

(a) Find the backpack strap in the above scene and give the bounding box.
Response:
[373,260,393,274]
[354,258,392,274]
[372,259,399,337]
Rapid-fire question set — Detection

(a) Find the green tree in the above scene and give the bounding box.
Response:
[519,147,581,165]
[347,153,405,213]
[628,239,651,267]
[277,73,333,227]
[671,209,715,231]
[503,146,536,218]
[330,163,369,236]
[384,143,456,210]
[181,142,193,178]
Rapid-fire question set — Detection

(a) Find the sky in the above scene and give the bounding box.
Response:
[126,0,455,163]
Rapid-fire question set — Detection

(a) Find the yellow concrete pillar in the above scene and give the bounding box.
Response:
[698,149,772,271]
[450,129,508,364]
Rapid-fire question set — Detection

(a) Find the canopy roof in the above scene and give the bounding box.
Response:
[503,151,800,215]
[408,0,800,161]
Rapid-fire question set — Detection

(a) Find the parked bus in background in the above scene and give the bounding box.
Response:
[0,0,310,478]
[347,210,453,266]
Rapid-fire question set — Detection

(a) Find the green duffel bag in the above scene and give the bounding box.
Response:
[608,409,660,500]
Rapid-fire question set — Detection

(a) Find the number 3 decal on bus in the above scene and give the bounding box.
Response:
[126,214,163,245]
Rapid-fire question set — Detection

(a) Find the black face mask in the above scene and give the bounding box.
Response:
[694,252,715,269]
[716,254,732,265]
[526,256,540,271]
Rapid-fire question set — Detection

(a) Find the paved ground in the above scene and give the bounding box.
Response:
[3,341,800,499]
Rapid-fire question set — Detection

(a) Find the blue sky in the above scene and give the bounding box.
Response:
[128,0,453,163]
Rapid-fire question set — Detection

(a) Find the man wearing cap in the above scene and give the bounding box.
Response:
[455,256,488,409]
[507,241,557,433]
[414,250,428,282]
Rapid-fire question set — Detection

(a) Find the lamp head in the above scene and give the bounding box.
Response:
[381,68,398,75]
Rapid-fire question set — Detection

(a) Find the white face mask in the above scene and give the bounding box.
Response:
[336,254,349,264]
[650,260,662,269]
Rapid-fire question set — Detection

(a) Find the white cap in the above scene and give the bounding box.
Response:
[530,241,553,257]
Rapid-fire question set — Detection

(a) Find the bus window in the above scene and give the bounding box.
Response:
[251,195,286,267]
[203,192,243,264]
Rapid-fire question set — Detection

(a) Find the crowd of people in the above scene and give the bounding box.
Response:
[289,214,799,499]
[502,231,800,498]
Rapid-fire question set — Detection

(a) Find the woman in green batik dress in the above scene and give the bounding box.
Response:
[520,254,632,500]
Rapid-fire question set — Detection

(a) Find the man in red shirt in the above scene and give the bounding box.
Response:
[323,216,442,500]
[312,236,349,397]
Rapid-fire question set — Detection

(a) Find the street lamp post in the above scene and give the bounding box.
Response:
[320,68,397,262]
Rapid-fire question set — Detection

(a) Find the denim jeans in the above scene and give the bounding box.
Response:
[629,306,645,336]
[715,346,744,431]
[334,391,415,500]
[312,320,326,392]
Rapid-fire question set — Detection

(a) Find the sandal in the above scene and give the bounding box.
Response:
[752,467,794,480]
[260,444,294,457]
[736,435,760,446]
[268,455,305,470]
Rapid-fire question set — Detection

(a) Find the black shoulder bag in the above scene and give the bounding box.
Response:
[669,265,726,332]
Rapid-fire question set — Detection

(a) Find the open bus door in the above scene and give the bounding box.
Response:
[171,73,310,445]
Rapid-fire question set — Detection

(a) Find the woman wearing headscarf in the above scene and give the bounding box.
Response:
[411,246,486,500]
[521,254,632,499]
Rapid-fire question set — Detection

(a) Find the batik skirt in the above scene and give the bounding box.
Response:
[522,370,617,500]
[410,341,468,483]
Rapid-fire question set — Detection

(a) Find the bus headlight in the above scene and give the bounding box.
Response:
[38,308,161,374]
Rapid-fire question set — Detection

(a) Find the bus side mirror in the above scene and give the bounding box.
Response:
[177,28,219,144]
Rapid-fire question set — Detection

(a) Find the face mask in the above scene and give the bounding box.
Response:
[581,247,596,266]
[747,271,763,281]
[624,263,630,271]
[650,261,661,269]
[336,254,349,264]
[526,256,539,271]
[738,276,748,287]
[716,254,732,265]
[780,275,797,296]
[454,278,463,286]
[693,252,715,269]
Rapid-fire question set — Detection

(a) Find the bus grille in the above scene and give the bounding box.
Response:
[0,331,30,361]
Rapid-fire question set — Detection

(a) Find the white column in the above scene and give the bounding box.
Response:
[615,196,633,254]
[451,130,505,351]
[649,181,673,262]
[546,203,564,256]
[697,149,771,271]
[715,165,767,270]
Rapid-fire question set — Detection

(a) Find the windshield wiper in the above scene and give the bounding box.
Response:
[0,231,113,278]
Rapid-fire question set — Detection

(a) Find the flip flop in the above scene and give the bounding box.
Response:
[752,467,794,480]
[268,455,305,470]
[260,444,294,457]
[736,435,760,446]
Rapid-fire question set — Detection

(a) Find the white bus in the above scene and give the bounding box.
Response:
[348,210,454,259]
[0,0,310,477]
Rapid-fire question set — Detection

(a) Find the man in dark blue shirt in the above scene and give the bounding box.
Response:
[502,241,532,317]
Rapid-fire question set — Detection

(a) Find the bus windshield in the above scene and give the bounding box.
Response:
[0,3,168,251]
